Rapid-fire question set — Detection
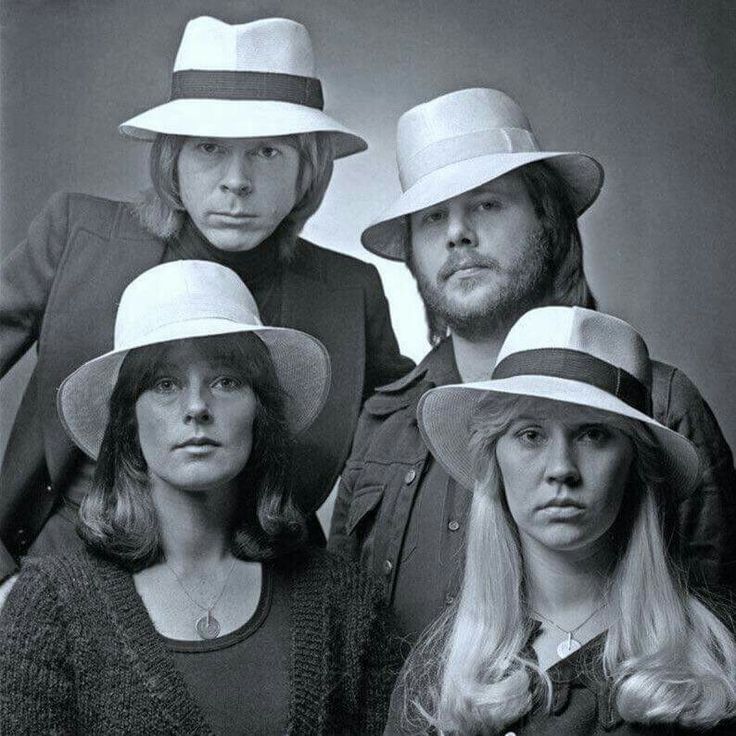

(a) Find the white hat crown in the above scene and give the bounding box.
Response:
[119,16,367,158]
[174,17,315,76]
[397,88,540,190]
[361,87,603,260]
[497,306,651,386]
[114,260,262,351]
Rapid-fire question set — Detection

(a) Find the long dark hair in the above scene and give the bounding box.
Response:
[78,333,307,569]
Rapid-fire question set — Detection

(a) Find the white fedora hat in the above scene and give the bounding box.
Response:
[418,306,700,497]
[119,16,367,159]
[57,260,331,460]
[362,88,604,260]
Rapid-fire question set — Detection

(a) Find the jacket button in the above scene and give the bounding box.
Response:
[445,593,455,606]
[448,519,460,531]
[383,559,393,575]
[46,484,54,494]
[15,528,28,548]
[404,469,416,484]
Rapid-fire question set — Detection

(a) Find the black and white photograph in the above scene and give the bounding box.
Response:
[0,1,734,733]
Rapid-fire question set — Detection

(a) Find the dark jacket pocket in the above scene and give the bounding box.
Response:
[346,485,385,536]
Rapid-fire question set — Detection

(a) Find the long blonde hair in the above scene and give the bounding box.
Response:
[401,395,736,734]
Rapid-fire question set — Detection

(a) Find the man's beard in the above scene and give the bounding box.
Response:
[410,228,554,341]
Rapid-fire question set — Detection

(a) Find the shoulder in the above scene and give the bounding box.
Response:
[651,359,716,425]
[290,238,381,288]
[42,191,158,242]
[0,552,98,629]
[278,547,383,603]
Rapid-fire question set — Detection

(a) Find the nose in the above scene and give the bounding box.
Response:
[219,153,252,196]
[446,211,477,249]
[183,383,212,425]
[545,435,581,487]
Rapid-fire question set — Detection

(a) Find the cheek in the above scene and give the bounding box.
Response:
[134,401,168,463]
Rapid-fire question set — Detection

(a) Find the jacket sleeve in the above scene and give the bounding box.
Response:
[350,571,404,735]
[658,367,736,593]
[361,263,414,400]
[0,192,72,379]
[0,562,76,734]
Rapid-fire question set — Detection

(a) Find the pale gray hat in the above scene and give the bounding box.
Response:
[58,260,331,459]
[119,16,367,159]
[362,88,603,260]
[418,306,700,497]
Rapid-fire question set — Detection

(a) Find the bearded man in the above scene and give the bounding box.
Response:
[328,88,736,640]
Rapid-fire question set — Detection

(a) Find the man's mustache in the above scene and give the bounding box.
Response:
[438,255,500,282]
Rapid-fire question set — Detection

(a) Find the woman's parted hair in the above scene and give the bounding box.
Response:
[134,131,335,261]
[400,394,736,734]
[408,161,598,346]
[77,333,307,569]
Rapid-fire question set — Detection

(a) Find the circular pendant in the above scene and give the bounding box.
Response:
[196,612,221,640]
[557,637,582,659]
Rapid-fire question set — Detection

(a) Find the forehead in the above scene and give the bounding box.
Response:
[184,135,300,149]
[507,397,627,427]
[410,169,528,216]
[149,338,244,369]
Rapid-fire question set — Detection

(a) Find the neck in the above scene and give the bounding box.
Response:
[451,331,507,382]
[150,479,237,572]
[522,535,614,615]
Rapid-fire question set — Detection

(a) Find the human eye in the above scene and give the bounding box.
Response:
[513,426,545,446]
[256,145,281,159]
[151,376,179,393]
[475,199,500,212]
[212,375,244,391]
[421,209,446,225]
[196,140,223,155]
[578,425,612,444]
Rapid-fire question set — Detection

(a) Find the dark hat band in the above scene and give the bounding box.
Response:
[171,70,324,110]
[492,348,652,415]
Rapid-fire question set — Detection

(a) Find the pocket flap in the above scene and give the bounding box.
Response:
[346,485,384,535]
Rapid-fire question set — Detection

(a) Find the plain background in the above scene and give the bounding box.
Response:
[1,0,735,490]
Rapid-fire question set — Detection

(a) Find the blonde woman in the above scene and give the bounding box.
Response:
[386,306,736,735]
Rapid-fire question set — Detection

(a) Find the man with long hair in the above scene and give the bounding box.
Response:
[328,88,736,640]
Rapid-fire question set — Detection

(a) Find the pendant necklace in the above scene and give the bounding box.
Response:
[165,557,237,640]
[530,602,607,659]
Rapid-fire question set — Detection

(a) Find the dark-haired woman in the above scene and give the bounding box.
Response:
[0,15,411,583]
[386,306,736,736]
[0,261,399,735]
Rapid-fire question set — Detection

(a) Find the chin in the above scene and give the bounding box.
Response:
[205,229,265,253]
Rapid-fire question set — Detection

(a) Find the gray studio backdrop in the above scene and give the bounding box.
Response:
[1,0,735,481]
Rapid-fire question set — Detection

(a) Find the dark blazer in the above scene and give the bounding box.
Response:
[0,192,413,577]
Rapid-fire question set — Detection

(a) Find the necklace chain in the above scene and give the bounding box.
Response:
[165,556,237,614]
[529,602,607,638]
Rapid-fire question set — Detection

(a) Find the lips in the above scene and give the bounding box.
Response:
[175,437,221,449]
[539,498,585,511]
[439,257,499,282]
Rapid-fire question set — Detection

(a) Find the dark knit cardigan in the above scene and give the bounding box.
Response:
[0,548,400,735]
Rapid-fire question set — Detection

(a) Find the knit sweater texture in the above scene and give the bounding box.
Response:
[0,548,400,735]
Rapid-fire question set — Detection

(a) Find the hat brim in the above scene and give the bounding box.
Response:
[57,320,330,460]
[362,151,604,260]
[119,99,367,159]
[417,376,701,499]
